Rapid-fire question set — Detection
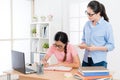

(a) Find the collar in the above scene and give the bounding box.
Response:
[90,17,104,27]
[97,17,104,24]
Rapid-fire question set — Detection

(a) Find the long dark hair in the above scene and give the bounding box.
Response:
[54,31,69,61]
[88,0,109,22]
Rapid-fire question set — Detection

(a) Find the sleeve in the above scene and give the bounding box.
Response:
[105,24,115,51]
[69,44,78,56]
[82,22,88,43]
[46,45,55,56]
[82,27,85,43]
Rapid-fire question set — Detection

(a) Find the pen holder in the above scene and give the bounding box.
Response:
[37,63,44,75]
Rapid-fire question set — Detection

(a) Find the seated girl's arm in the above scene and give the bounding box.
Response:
[42,54,50,67]
[56,45,81,68]
[42,45,55,67]
[57,55,80,68]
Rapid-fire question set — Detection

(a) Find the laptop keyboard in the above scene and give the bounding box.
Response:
[26,67,34,72]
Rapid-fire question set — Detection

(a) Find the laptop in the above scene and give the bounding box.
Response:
[11,50,36,74]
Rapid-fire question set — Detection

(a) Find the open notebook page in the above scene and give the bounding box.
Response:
[44,66,72,71]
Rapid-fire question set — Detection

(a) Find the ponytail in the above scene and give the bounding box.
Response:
[63,43,67,61]
[100,3,109,22]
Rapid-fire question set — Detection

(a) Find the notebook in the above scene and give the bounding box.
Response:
[11,50,36,74]
[44,66,72,72]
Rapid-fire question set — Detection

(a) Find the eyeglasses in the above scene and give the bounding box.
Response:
[53,44,63,49]
[85,11,96,17]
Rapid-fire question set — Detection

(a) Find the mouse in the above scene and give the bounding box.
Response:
[27,63,32,66]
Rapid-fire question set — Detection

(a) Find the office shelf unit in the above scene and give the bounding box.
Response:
[30,22,51,63]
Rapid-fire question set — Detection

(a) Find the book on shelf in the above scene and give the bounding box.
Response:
[78,66,109,76]
[44,66,72,72]
[40,23,49,38]
[74,71,112,80]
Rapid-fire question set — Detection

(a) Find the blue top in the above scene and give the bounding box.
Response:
[82,17,115,63]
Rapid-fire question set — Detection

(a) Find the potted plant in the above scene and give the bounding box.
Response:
[40,16,46,21]
[32,27,36,37]
[32,16,38,22]
[42,43,49,52]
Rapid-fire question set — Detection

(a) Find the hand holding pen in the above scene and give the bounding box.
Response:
[41,58,49,67]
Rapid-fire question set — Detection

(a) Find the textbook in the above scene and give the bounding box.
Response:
[44,66,72,72]
[78,66,109,76]
[74,72,112,80]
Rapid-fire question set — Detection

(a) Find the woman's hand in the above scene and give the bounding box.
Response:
[48,62,66,67]
[57,62,65,66]
[79,43,87,49]
[86,45,107,52]
[86,44,96,51]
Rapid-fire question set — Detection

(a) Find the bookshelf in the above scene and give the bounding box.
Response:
[30,21,51,63]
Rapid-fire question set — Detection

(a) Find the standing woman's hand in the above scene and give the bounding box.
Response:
[86,44,96,51]
[79,43,87,49]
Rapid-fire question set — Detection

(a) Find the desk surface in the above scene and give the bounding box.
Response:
[5,69,78,80]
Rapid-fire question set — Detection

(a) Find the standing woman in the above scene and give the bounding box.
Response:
[79,0,114,68]
[42,31,80,68]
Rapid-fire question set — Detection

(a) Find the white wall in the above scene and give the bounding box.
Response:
[34,0,62,44]
[0,0,31,73]
[12,0,31,63]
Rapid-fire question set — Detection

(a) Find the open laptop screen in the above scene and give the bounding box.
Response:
[11,50,25,73]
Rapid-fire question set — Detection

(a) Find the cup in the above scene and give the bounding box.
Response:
[37,63,44,74]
